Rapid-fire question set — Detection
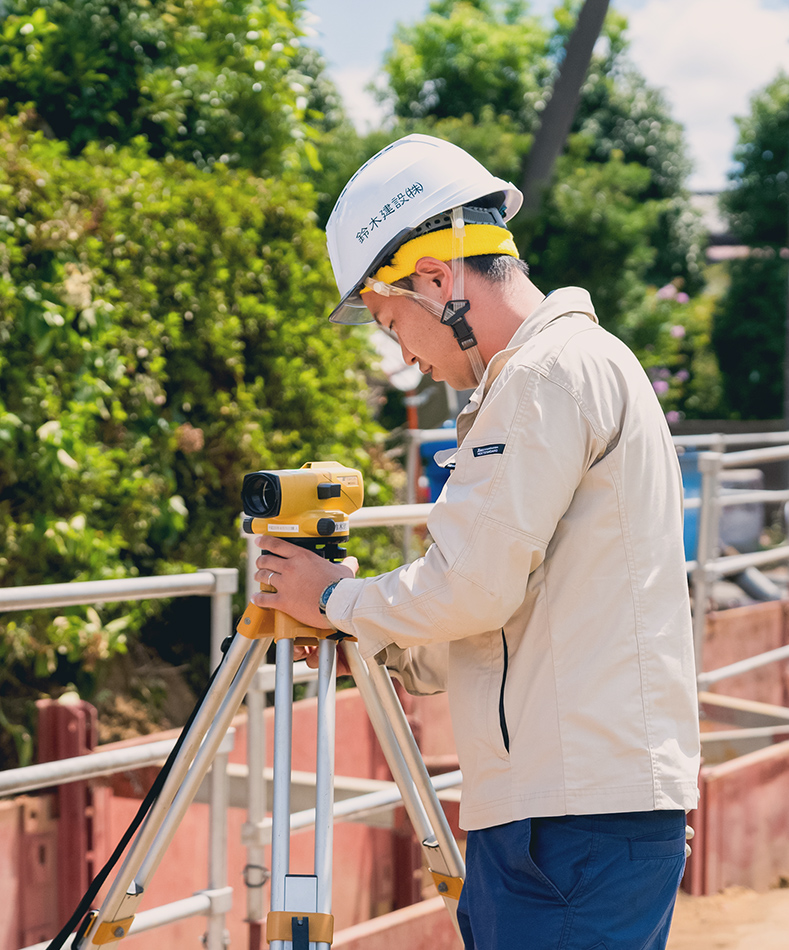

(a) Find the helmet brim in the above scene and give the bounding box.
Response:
[329,295,375,325]
[328,226,414,324]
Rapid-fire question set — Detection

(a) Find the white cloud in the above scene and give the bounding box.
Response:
[333,66,388,132]
[625,0,789,190]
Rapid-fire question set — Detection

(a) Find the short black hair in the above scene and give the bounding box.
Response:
[463,254,530,281]
[393,254,529,291]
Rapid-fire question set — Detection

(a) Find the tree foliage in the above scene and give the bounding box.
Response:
[720,71,789,247]
[0,111,395,764]
[521,142,660,324]
[619,282,724,421]
[713,72,789,420]
[712,254,787,420]
[0,0,321,175]
[381,0,550,129]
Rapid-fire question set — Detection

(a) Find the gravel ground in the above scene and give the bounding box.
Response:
[668,886,789,950]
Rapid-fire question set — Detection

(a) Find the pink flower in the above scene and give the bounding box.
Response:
[675,369,690,382]
[653,380,669,395]
[676,292,689,304]
[657,284,676,300]
[666,410,681,423]
[670,325,686,339]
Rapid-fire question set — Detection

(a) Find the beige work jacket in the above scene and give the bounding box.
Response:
[328,287,701,831]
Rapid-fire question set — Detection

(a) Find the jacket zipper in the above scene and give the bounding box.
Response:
[499,629,510,753]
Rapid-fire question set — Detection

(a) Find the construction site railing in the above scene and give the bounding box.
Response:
[0,569,238,950]
[689,440,789,695]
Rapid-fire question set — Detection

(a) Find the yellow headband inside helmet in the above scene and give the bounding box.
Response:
[362,223,519,291]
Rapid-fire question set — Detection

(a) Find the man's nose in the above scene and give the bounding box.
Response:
[399,341,417,365]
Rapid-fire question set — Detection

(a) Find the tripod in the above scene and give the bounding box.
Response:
[69,613,465,950]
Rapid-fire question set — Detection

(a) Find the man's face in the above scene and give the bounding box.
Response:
[364,280,477,391]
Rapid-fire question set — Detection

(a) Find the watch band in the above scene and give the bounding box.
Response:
[318,580,341,616]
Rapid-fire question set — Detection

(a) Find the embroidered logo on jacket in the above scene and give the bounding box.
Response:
[472,443,506,457]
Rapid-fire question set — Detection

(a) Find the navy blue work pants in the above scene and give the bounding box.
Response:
[456,810,686,950]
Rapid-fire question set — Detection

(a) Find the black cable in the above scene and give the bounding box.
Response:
[47,633,237,950]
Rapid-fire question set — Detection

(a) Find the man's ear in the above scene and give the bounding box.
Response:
[414,256,453,291]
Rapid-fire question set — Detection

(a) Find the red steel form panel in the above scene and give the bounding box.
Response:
[35,699,101,929]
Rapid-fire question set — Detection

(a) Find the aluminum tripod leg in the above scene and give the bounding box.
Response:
[314,638,337,943]
[269,638,337,950]
[343,641,466,937]
[75,632,273,949]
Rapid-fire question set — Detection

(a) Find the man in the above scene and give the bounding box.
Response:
[252,134,700,950]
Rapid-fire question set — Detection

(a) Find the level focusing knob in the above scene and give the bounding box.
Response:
[316,518,336,536]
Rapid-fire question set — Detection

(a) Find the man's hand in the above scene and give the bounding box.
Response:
[293,641,353,674]
[252,535,358,632]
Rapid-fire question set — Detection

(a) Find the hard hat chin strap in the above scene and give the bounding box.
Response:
[440,299,485,382]
[442,207,484,382]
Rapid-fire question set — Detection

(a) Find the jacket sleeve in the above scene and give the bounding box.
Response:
[327,363,605,660]
[375,641,449,696]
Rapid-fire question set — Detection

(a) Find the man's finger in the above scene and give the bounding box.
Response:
[253,535,299,555]
[254,554,285,575]
[251,588,279,607]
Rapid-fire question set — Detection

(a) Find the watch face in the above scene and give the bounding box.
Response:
[320,581,337,612]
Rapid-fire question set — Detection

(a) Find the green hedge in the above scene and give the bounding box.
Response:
[0,112,395,764]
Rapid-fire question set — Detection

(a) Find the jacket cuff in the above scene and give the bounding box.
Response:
[325,577,391,660]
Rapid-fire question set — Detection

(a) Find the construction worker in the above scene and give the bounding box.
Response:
[252,134,700,950]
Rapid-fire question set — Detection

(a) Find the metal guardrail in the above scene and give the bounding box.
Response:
[0,572,224,611]
[673,430,789,449]
[1,569,238,950]
[696,644,789,690]
[690,441,789,683]
[21,895,221,950]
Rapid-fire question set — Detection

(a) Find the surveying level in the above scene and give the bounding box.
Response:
[237,461,364,644]
[57,461,464,950]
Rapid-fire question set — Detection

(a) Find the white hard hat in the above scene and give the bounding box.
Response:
[326,134,523,324]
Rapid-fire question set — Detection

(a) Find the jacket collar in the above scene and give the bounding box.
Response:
[456,287,598,446]
[505,286,597,349]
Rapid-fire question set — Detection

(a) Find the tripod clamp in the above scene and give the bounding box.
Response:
[236,600,357,644]
[267,911,333,949]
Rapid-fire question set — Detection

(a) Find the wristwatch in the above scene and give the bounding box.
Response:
[318,580,342,616]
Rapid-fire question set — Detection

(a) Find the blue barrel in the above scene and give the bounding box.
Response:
[679,450,700,561]
[420,426,457,502]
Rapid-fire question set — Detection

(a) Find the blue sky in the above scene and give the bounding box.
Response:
[303,0,789,191]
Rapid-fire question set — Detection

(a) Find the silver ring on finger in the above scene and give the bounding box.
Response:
[267,571,276,587]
